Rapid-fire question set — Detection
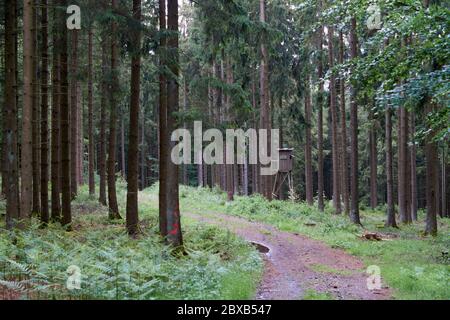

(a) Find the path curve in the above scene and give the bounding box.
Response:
[184,211,391,300]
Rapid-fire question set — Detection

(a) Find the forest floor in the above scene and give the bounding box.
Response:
[0,182,449,300]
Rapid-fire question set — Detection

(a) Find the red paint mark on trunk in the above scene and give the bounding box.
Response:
[169,223,179,235]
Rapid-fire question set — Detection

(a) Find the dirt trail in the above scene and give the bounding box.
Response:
[184,211,391,300]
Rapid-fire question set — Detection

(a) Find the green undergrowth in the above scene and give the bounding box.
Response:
[154,185,450,300]
[302,289,335,300]
[0,183,262,300]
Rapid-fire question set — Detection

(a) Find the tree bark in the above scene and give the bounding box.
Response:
[327,26,342,214]
[405,110,411,221]
[339,31,349,214]
[259,0,272,201]
[197,149,203,187]
[108,0,121,219]
[88,27,95,195]
[60,0,72,227]
[183,78,189,185]
[425,101,438,236]
[50,0,61,221]
[442,144,447,218]
[21,0,35,219]
[4,0,20,228]
[140,107,146,189]
[398,106,412,223]
[99,36,108,206]
[243,151,249,196]
[385,106,397,228]
[317,21,324,212]
[126,0,142,236]
[32,0,41,215]
[121,118,126,178]
[369,112,378,210]
[251,78,259,195]
[349,17,361,224]
[165,0,183,247]
[77,83,83,185]
[40,0,49,224]
[70,28,79,200]
[305,79,313,206]
[225,57,234,202]
[410,112,418,221]
[159,0,168,237]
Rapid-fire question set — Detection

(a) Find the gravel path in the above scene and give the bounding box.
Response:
[184,211,392,300]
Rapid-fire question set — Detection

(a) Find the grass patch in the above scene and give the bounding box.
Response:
[309,264,354,276]
[302,289,335,300]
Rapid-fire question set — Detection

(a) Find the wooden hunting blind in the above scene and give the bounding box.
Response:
[273,148,295,199]
[278,148,294,173]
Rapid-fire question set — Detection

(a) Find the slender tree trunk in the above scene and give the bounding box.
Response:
[108,0,121,219]
[206,82,212,189]
[216,61,224,190]
[21,0,35,219]
[234,164,239,196]
[442,145,448,218]
[4,0,20,228]
[369,112,378,209]
[385,106,397,228]
[317,23,325,212]
[121,118,126,178]
[435,151,441,218]
[203,164,208,188]
[88,27,95,195]
[442,144,447,218]
[251,78,259,194]
[159,0,168,237]
[140,108,146,189]
[259,0,272,201]
[51,0,61,221]
[278,97,284,200]
[70,28,78,199]
[60,0,72,227]
[225,58,234,202]
[425,101,438,236]
[183,78,189,185]
[447,161,450,219]
[40,0,49,224]
[99,36,108,206]
[349,17,361,224]
[165,0,183,247]
[77,85,83,185]
[198,150,203,187]
[327,26,341,214]
[305,79,313,206]
[397,108,404,218]
[126,0,142,236]
[32,0,40,215]
[398,106,411,223]
[423,0,437,235]
[243,151,249,196]
[410,112,418,221]
[339,31,350,214]
[220,59,226,192]
[405,110,411,222]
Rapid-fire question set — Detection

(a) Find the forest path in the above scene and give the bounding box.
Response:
[182,210,392,300]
